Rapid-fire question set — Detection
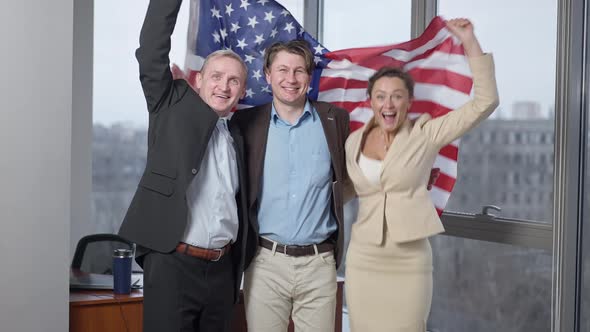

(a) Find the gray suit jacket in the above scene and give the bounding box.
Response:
[118,0,252,302]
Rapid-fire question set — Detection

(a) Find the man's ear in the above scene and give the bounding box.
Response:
[265,69,271,85]
[195,72,203,90]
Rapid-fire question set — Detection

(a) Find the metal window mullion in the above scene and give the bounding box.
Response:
[303,0,320,39]
[552,0,587,331]
[411,0,437,38]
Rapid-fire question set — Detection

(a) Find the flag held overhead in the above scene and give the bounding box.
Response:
[183,0,473,215]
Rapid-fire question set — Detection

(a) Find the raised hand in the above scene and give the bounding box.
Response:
[446,18,483,57]
[446,18,474,41]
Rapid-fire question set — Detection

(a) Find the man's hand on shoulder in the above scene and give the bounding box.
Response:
[427,168,440,191]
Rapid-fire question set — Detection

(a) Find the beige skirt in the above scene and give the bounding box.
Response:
[345,228,433,332]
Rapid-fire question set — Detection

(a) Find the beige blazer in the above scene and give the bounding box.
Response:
[345,54,499,245]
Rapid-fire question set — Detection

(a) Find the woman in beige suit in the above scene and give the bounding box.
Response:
[344,19,499,331]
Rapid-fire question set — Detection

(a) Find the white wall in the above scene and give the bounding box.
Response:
[0,0,80,330]
[71,0,94,260]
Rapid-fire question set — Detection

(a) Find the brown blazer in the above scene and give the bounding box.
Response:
[231,100,350,268]
[345,54,499,245]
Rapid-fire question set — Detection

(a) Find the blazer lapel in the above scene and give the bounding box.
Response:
[228,122,246,184]
[313,101,342,180]
[228,122,249,231]
[382,118,411,172]
[247,104,272,209]
[348,118,382,190]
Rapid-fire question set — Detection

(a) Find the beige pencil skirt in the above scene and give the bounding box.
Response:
[345,229,433,332]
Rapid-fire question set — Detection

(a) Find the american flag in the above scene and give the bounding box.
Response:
[180,0,473,215]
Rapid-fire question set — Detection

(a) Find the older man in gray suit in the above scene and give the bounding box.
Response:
[118,0,255,331]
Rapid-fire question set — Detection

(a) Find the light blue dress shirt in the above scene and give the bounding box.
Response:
[257,101,336,245]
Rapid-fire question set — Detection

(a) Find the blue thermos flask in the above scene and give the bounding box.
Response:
[113,248,133,294]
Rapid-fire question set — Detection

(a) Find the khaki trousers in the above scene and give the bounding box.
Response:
[243,246,337,332]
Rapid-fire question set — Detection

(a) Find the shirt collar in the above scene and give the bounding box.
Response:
[270,99,315,125]
[217,116,231,131]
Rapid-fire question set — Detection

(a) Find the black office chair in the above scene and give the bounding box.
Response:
[71,233,135,275]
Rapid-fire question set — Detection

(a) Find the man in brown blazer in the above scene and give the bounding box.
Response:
[231,40,350,332]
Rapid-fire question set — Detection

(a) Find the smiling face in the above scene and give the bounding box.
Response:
[196,55,246,117]
[369,76,412,133]
[265,50,311,109]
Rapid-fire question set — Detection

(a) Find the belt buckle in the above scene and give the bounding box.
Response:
[211,248,223,262]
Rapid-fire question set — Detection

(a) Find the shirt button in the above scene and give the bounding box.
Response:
[191,168,197,175]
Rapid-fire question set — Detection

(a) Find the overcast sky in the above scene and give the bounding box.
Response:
[93,0,557,128]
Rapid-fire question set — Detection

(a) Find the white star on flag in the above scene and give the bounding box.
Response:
[244,54,255,64]
[211,7,221,19]
[252,69,262,80]
[220,28,228,40]
[264,11,275,23]
[236,38,248,50]
[212,31,220,43]
[254,34,265,45]
[225,4,234,16]
[247,16,259,28]
[313,44,324,54]
[270,28,278,38]
[240,0,250,10]
[230,22,241,33]
[283,22,294,33]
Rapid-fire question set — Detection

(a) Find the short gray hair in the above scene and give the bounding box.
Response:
[201,49,248,82]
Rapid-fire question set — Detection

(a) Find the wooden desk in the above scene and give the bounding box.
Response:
[70,281,344,332]
[70,290,143,332]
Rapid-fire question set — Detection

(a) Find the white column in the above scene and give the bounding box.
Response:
[0,0,92,330]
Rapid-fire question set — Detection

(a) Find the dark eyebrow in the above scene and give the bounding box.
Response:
[374,88,405,93]
[276,64,305,71]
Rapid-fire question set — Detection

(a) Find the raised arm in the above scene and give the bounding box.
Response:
[421,19,499,147]
[135,0,182,113]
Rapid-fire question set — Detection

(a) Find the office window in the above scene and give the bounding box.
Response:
[92,0,176,235]
[580,94,590,330]
[92,0,304,235]
[429,236,551,332]
[440,0,557,223]
[320,0,411,50]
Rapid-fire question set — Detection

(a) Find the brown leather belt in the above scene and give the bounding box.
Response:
[259,237,334,257]
[176,242,231,261]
